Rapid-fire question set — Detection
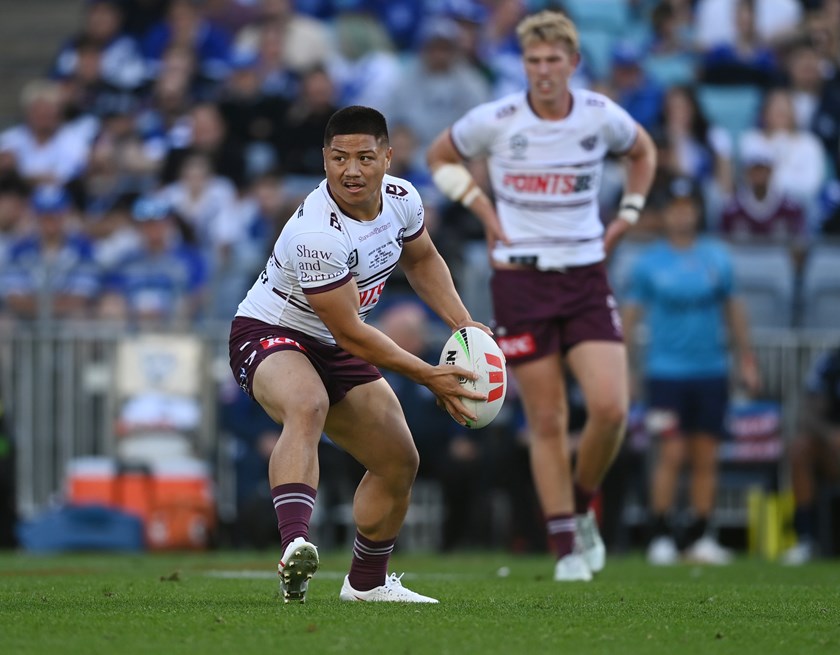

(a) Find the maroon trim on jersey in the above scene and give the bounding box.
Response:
[610,127,639,156]
[402,223,426,242]
[525,90,575,121]
[301,270,353,295]
[325,183,384,222]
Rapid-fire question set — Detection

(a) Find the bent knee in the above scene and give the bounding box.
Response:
[588,400,628,433]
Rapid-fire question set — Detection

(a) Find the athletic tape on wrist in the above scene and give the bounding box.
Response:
[618,193,646,225]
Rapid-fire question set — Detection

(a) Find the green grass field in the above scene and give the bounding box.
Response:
[1,550,838,655]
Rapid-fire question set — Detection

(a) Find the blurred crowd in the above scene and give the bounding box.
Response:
[1,0,839,328]
[1,0,840,554]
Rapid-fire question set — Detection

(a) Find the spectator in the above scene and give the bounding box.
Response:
[161,102,247,187]
[720,139,807,257]
[385,17,491,171]
[0,174,30,268]
[622,177,760,566]
[52,0,147,92]
[140,0,232,85]
[274,66,338,199]
[694,0,802,52]
[608,42,664,131]
[0,80,92,188]
[251,19,300,101]
[648,0,695,57]
[0,186,100,321]
[99,195,206,328]
[739,88,826,226]
[328,11,402,112]
[782,347,840,565]
[785,40,829,132]
[159,151,239,258]
[217,49,289,180]
[700,0,782,87]
[656,85,734,197]
[234,0,334,74]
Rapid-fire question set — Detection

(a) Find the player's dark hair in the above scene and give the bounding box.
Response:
[323,106,389,147]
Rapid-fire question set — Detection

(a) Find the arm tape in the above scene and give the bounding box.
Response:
[618,192,646,225]
[432,163,475,203]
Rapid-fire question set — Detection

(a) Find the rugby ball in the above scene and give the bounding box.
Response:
[439,326,507,429]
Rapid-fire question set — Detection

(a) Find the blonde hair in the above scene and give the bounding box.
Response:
[20,79,62,110]
[516,10,579,54]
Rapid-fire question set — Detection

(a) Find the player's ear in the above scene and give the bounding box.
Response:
[385,146,393,169]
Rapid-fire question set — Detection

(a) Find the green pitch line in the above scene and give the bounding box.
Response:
[1,552,839,655]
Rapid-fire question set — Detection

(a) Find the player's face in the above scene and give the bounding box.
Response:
[522,41,579,105]
[323,134,392,220]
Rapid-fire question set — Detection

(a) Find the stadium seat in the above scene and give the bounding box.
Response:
[563,0,630,34]
[577,28,616,81]
[697,85,763,144]
[801,243,840,330]
[644,54,697,87]
[727,242,795,329]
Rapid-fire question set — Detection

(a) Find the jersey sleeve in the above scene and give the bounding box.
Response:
[601,96,640,155]
[450,101,499,159]
[285,229,352,295]
[402,185,426,243]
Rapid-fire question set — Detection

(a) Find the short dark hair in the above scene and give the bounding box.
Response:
[323,106,389,147]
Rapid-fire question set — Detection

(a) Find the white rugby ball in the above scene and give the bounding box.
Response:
[439,326,507,429]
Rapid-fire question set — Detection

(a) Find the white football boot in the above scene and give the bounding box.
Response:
[684,535,733,565]
[575,509,606,573]
[339,573,439,603]
[278,537,320,603]
[647,536,679,566]
[553,552,593,582]
[781,541,814,566]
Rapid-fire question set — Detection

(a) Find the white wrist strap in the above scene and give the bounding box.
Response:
[618,192,646,225]
[432,163,476,204]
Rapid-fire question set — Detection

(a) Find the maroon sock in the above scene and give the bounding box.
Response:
[574,482,596,515]
[347,532,396,592]
[546,514,576,559]
[271,483,316,552]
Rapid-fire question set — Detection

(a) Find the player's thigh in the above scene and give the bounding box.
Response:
[324,377,418,476]
[252,349,329,430]
[566,341,628,417]
[510,354,568,435]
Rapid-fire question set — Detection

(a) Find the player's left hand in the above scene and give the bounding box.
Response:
[454,319,493,337]
[603,218,633,257]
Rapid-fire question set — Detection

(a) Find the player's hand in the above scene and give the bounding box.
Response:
[603,218,632,258]
[739,353,761,396]
[453,319,493,337]
[424,364,485,427]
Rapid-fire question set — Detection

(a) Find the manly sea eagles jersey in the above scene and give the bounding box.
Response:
[451,89,638,269]
[236,174,425,344]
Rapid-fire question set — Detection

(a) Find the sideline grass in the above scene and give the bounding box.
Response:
[1,551,838,655]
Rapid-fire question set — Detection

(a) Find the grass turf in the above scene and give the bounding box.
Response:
[1,551,838,655]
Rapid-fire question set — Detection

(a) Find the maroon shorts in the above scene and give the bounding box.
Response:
[229,317,382,405]
[490,262,623,365]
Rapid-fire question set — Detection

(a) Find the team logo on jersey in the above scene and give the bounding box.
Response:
[510,133,528,159]
[385,183,408,198]
[329,212,342,231]
[347,249,358,269]
[580,135,598,151]
[396,228,406,247]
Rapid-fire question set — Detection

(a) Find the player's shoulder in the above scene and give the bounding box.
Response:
[574,88,621,117]
[382,173,420,202]
[281,183,347,244]
[465,92,528,124]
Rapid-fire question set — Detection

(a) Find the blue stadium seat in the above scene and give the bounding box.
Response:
[727,242,795,329]
[801,243,840,330]
[644,54,697,87]
[697,85,764,143]
[564,0,630,34]
[578,28,616,81]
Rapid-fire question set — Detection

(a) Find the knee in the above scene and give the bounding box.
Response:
[528,409,567,441]
[268,395,328,437]
[588,397,627,434]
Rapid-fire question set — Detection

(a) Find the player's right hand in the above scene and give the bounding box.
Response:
[424,364,485,427]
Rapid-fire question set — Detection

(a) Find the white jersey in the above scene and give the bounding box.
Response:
[451,89,638,269]
[236,175,425,344]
